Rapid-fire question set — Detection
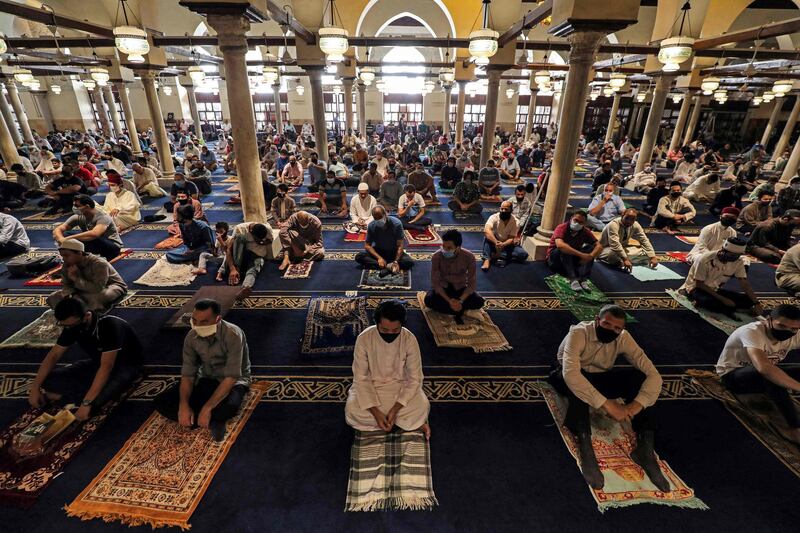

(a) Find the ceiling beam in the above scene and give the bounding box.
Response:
[6,58,111,68]
[162,46,224,65]
[0,0,114,37]
[497,0,553,47]
[593,54,647,69]
[262,0,315,44]
[694,17,800,50]
[6,37,115,49]
[10,49,108,65]
[700,59,800,75]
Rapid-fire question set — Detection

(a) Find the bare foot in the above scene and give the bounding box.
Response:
[236,286,252,301]
[215,274,224,282]
[481,259,490,272]
[420,422,431,441]
[278,257,290,271]
[191,268,207,275]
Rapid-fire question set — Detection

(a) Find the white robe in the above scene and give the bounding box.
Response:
[103,189,141,230]
[345,326,430,431]
[687,221,737,263]
[349,194,377,226]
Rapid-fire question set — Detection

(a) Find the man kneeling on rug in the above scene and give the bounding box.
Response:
[29,297,143,421]
[345,300,430,439]
[548,305,668,491]
[154,299,251,442]
[424,229,484,325]
[355,206,414,273]
[220,222,273,300]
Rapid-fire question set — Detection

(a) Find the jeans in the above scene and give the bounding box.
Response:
[423,285,484,318]
[154,378,248,425]
[42,359,142,415]
[586,214,609,231]
[83,237,122,261]
[230,238,265,288]
[355,250,414,270]
[547,248,594,281]
[166,244,210,264]
[722,365,800,427]
[481,239,528,263]
[0,241,27,258]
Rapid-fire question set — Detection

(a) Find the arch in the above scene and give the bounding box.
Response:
[355,0,456,43]
[373,13,444,62]
[380,46,427,94]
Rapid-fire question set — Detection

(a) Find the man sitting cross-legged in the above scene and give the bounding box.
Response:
[548,304,668,491]
[54,194,124,261]
[397,184,433,231]
[481,201,528,271]
[448,171,483,215]
[29,297,143,422]
[154,298,251,442]
[717,304,800,444]
[166,204,215,265]
[424,229,484,325]
[349,182,377,232]
[547,210,602,291]
[598,208,658,272]
[345,299,430,440]
[355,206,414,273]
[317,170,349,218]
[278,211,325,271]
[221,222,273,300]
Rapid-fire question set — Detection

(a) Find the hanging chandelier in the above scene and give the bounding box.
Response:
[90,67,110,86]
[762,90,775,102]
[469,0,498,66]
[700,76,720,95]
[657,2,695,73]
[0,34,6,55]
[13,67,33,84]
[162,85,172,96]
[602,86,614,97]
[467,85,477,98]
[752,95,762,106]
[333,85,341,95]
[636,92,646,102]
[439,67,455,84]
[671,93,683,104]
[713,89,726,102]
[359,66,375,86]
[113,0,150,63]
[188,65,205,84]
[318,0,349,63]
[772,79,793,97]
[609,72,626,91]
[505,86,515,99]
[262,66,279,85]
[51,84,61,95]
[589,91,599,101]
[82,78,96,90]
[423,79,436,94]
[26,79,41,91]
[533,70,551,89]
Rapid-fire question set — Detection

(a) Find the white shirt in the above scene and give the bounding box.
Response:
[687,222,737,263]
[716,319,800,375]
[684,174,720,200]
[373,157,389,176]
[233,221,274,258]
[398,192,425,212]
[484,212,518,241]
[680,250,747,293]
[500,158,520,174]
[349,194,377,223]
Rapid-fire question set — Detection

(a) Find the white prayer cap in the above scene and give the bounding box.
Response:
[357,183,369,192]
[722,238,746,255]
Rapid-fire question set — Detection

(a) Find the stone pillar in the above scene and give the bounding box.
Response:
[116,82,142,156]
[442,84,452,138]
[635,75,673,173]
[308,67,329,162]
[342,78,355,133]
[531,31,604,257]
[33,92,55,132]
[780,135,800,184]
[0,90,22,146]
[455,80,467,144]
[206,14,266,223]
[525,89,538,141]
[272,82,283,133]
[604,92,621,145]
[93,87,113,137]
[480,67,503,169]
[633,104,646,140]
[357,82,366,136]
[626,104,638,139]
[5,81,34,144]
[140,72,176,179]
[682,95,702,146]
[761,97,784,147]
[103,85,123,138]
[0,98,20,172]
[184,84,203,140]
[668,93,692,152]
[772,95,800,161]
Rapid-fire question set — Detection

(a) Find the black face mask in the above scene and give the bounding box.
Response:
[670,191,681,198]
[178,198,189,205]
[499,211,512,221]
[720,218,736,227]
[772,328,795,342]
[379,332,400,344]
[595,323,620,344]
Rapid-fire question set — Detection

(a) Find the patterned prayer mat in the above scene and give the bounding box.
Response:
[221,176,239,183]
[541,383,707,512]
[164,285,240,329]
[134,258,197,287]
[359,269,411,290]
[24,249,133,287]
[22,211,64,222]
[154,235,183,250]
[283,260,314,279]
[666,289,754,335]
[300,296,368,355]
[65,382,268,529]
[0,384,138,508]
[404,227,442,247]
[344,231,367,242]
[687,370,800,479]
[416,292,511,353]
[0,310,59,349]
[300,193,320,205]
[479,194,502,203]
[544,275,636,323]
[226,184,240,192]
[345,428,438,512]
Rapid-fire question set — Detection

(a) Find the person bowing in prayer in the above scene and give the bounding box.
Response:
[686,207,739,264]
[598,209,657,272]
[278,210,325,271]
[154,299,251,442]
[345,299,430,439]
[424,229,484,324]
[222,222,273,300]
[355,206,414,273]
[548,304,668,491]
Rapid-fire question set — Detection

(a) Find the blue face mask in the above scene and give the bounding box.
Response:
[441,249,456,259]
[375,218,387,228]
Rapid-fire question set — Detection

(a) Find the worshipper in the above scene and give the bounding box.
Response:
[776,243,800,297]
[481,201,528,271]
[653,181,696,233]
[628,165,657,193]
[278,210,325,271]
[345,299,430,439]
[350,183,378,232]
[317,170,349,217]
[167,204,215,264]
[307,152,327,189]
[168,192,205,235]
[500,152,521,181]
[0,211,30,258]
[75,159,101,193]
[586,183,626,231]
[360,162,383,196]
[748,175,779,202]
[684,172,720,203]
[710,183,747,217]
[643,175,668,216]
[448,170,483,215]
[591,161,614,191]
[28,297,143,422]
[679,237,763,317]
[378,170,404,212]
[736,190,774,234]
[131,162,166,198]
[747,210,800,264]
[279,155,304,187]
[686,208,739,263]
[0,178,28,209]
[103,172,141,231]
[777,176,800,215]
[102,151,127,175]
[408,163,439,204]
[673,155,697,183]
[188,161,213,195]
[355,206,414,272]
[478,159,502,196]
[328,155,358,186]
[43,164,87,215]
[53,195,123,261]
[222,222,273,300]
[10,162,44,194]
[507,184,532,224]
[440,156,462,190]
[165,173,199,212]
[271,183,296,226]
[397,184,432,231]
[548,304,668,491]
[547,210,602,291]
[200,144,218,171]
[424,229,484,324]
[194,221,230,281]
[598,209,657,271]
[46,239,127,312]
[154,298,251,442]
[716,304,800,443]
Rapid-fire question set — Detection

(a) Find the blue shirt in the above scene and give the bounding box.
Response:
[366,216,404,258]
[275,156,290,174]
[179,219,215,250]
[588,194,626,222]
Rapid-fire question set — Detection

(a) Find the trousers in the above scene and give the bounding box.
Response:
[722,365,800,428]
[154,377,248,425]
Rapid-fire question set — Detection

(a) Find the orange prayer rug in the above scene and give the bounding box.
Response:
[154,235,184,250]
[23,249,133,287]
[65,382,269,530]
[541,383,707,513]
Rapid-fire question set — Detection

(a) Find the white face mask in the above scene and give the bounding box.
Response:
[191,319,218,338]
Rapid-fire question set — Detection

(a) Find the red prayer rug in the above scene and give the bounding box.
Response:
[23,249,133,287]
[404,226,442,247]
[154,235,184,250]
[344,231,367,242]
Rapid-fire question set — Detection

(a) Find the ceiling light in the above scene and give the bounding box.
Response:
[82,78,96,90]
[188,65,205,84]
[162,85,172,96]
[752,96,762,106]
[636,92,646,102]
[772,79,793,97]
[505,87,515,99]
[763,90,775,102]
[50,84,61,95]
[359,66,375,86]
[533,70,550,87]
[671,93,682,104]
[609,72,626,90]
[439,67,455,84]
[13,67,33,84]
[602,86,614,97]
[295,84,304,96]
[319,0,349,64]
[262,66,279,85]
[90,67,110,86]
[589,92,599,101]
[700,76,719,95]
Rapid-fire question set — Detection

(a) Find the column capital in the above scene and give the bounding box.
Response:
[566,31,605,62]
[356,82,366,93]
[136,70,163,82]
[205,14,251,55]
[341,77,356,87]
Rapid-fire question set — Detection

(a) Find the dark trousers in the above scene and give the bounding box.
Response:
[689,288,755,315]
[42,359,142,415]
[547,248,594,281]
[748,245,783,264]
[481,239,528,263]
[83,237,122,261]
[548,365,657,435]
[424,285,484,318]
[722,365,800,428]
[447,200,483,214]
[400,215,433,231]
[154,377,248,425]
[355,250,414,270]
[0,241,26,258]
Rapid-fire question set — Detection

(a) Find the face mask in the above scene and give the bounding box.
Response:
[499,211,512,221]
[771,325,796,342]
[441,249,456,259]
[720,218,736,228]
[379,331,400,344]
[278,192,286,198]
[760,200,771,206]
[311,158,318,163]
[670,191,681,198]
[178,198,189,205]
[595,323,620,344]
[374,218,387,228]
[791,183,800,190]
[72,207,82,215]
[191,320,217,338]
[569,221,583,232]
[326,178,335,184]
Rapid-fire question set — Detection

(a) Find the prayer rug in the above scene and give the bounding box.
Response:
[283,260,313,279]
[630,264,684,282]
[404,226,442,247]
[687,370,800,479]
[300,296,368,355]
[359,269,411,290]
[221,176,239,183]
[666,289,754,335]
[344,231,367,242]
[345,428,438,512]
[666,251,690,263]
[164,285,241,329]
[0,310,59,349]
[416,292,511,353]
[134,258,197,287]
[65,382,268,529]
[541,383,708,512]
[23,249,133,287]
[226,184,240,192]
[154,234,183,250]
[544,275,636,323]
[675,235,699,245]
[300,193,319,205]
[479,194,502,203]
[21,211,63,221]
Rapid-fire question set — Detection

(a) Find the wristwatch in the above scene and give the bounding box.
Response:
[81,399,94,407]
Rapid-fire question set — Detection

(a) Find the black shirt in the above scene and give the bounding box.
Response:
[56,314,143,368]
[51,176,86,194]
[646,186,668,208]
[440,166,462,188]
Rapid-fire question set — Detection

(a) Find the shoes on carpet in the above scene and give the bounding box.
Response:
[570,280,583,292]
[210,421,227,443]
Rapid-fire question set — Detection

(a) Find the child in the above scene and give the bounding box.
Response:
[192,221,229,280]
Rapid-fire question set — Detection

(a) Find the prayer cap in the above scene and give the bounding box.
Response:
[58,239,85,253]
[722,238,746,255]
[721,207,740,217]
[357,182,369,192]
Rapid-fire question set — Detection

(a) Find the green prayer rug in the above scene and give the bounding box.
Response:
[544,274,636,322]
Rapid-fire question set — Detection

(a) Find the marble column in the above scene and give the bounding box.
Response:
[5,81,34,144]
[455,80,467,144]
[442,84,452,138]
[0,90,22,146]
[357,82,366,136]
[668,93,692,152]
[184,84,203,140]
[307,67,329,163]
[93,87,113,137]
[103,85,123,138]
[480,67,503,169]
[272,82,283,133]
[780,134,800,184]
[342,78,355,133]
[525,89,538,141]
[761,97,784,147]
[604,92,621,145]
[635,75,674,173]
[140,72,176,179]
[531,31,605,257]
[116,82,142,156]
[772,95,800,161]
[682,95,702,146]
[33,92,54,132]
[206,14,265,222]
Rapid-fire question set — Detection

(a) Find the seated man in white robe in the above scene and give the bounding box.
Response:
[349,182,377,232]
[103,173,141,230]
[345,299,431,439]
[686,207,739,263]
